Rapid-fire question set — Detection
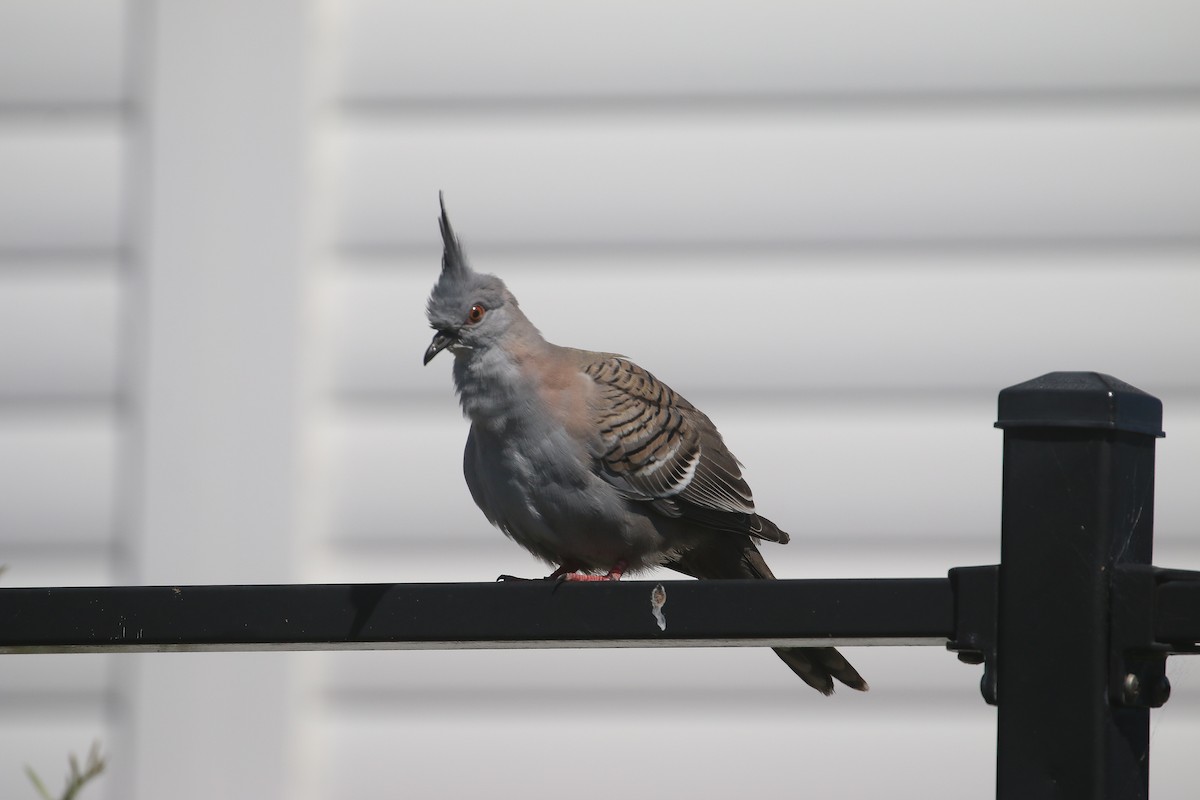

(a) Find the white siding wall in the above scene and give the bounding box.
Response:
[1,1,1199,798]
[318,2,1200,798]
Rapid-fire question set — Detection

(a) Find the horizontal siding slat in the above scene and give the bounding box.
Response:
[316,534,1200,586]
[327,259,1200,398]
[331,109,1200,248]
[317,644,979,697]
[314,648,1200,723]
[319,401,1200,567]
[321,402,1005,547]
[0,559,118,590]
[0,654,112,696]
[313,540,999,584]
[0,414,118,549]
[0,271,121,398]
[0,0,127,105]
[337,0,1200,100]
[316,711,995,797]
[0,121,125,251]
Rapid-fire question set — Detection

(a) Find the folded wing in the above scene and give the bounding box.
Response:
[583,356,788,543]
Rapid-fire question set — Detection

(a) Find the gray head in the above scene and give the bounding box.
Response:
[423,194,522,365]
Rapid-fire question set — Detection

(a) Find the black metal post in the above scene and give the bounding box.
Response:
[995,373,1163,800]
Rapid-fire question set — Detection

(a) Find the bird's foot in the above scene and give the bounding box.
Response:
[546,562,584,580]
[559,560,628,583]
[497,561,586,582]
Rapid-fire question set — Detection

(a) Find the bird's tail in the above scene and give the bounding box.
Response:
[668,528,869,695]
[771,641,868,696]
[748,547,869,696]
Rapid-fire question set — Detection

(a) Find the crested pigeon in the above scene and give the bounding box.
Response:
[423,195,867,695]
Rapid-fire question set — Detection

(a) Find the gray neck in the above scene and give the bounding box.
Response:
[452,313,551,433]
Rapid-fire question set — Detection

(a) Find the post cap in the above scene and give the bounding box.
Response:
[996,372,1164,437]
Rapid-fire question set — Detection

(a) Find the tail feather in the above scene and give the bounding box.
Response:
[666,529,869,695]
[774,646,869,695]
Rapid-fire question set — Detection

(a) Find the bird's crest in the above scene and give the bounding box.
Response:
[438,191,471,280]
[427,193,510,328]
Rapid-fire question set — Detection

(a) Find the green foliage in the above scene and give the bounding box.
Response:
[25,742,105,800]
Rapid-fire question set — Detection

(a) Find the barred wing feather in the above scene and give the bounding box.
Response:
[583,356,788,544]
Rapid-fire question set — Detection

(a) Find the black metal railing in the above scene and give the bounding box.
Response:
[2,372,1198,800]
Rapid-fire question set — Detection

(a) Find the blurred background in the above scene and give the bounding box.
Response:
[2,0,1199,797]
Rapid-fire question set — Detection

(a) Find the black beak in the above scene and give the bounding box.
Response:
[423,329,456,365]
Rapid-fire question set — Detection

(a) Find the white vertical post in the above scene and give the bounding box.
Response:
[120,2,314,798]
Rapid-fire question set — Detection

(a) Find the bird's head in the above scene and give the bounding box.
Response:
[424,194,520,365]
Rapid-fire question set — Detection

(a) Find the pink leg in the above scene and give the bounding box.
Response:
[560,560,628,582]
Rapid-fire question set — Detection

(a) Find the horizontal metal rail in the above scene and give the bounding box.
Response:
[0,578,954,654]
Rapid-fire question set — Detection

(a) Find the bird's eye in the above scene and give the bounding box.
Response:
[466,303,486,324]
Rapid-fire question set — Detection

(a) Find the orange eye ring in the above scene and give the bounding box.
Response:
[466,303,486,324]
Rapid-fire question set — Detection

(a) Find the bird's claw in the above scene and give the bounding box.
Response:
[547,562,584,581]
